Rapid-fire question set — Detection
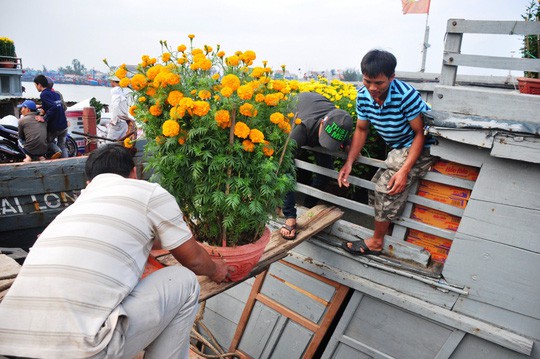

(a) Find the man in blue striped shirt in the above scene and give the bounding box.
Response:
[338,49,435,256]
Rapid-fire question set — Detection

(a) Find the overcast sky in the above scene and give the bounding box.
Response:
[1,0,531,77]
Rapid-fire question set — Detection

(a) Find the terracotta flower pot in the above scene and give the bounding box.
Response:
[200,226,271,282]
[517,77,540,95]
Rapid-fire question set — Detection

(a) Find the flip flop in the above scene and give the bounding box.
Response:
[280,223,297,240]
[341,238,382,256]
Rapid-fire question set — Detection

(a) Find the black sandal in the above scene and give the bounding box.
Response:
[280,223,297,240]
[341,238,382,256]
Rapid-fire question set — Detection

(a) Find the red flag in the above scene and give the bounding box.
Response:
[402,0,431,14]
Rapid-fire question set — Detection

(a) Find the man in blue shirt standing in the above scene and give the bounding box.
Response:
[34,74,68,158]
[337,49,435,256]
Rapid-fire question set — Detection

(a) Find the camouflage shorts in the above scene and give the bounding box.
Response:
[369,147,436,222]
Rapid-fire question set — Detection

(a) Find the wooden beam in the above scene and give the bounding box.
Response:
[446,19,540,36]
[443,53,540,72]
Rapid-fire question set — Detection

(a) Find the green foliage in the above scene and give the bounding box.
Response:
[521,0,540,78]
[342,68,361,82]
[90,97,104,124]
[0,37,16,58]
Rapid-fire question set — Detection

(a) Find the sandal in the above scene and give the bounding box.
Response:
[280,223,297,240]
[341,238,382,256]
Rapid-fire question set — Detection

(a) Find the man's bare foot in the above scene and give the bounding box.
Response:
[280,218,297,240]
[23,156,32,163]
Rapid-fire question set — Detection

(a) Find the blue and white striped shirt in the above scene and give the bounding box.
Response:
[356,78,433,149]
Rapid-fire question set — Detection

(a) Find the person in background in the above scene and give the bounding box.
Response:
[34,74,68,159]
[45,76,67,111]
[17,99,47,162]
[107,74,130,140]
[280,92,354,240]
[0,144,232,359]
[338,49,436,256]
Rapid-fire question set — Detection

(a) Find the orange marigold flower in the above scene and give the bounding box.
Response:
[215,109,231,129]
[237,84,254,100]
[146,87,157,97]
[221,74,240,91]
[262,142,274,157]
[119,78,130,88]
[130,74,148,91]
[167,90,184,106]
[115,67,127,79]
[255,93,265,103]
[240,50,256,66]
[149,104,162,117]
[295,118,302,125]
[278,120,291,134]
[251,67,265,79]
[148,58,157,65]
[264,93,280,106]
[220,87,233,98]
[248,129,264,143]
[177,58,186,65]
[199,58,212,71]
[242,139,255,152]
[162,53,171,62]
[226,55,240,67]
[217,51,225,58]
[198,90,211,100]
[204,45,213,53]
[270,112,285,124]
[162,119,180,137]
[211,73,220,80]
[146,65,163,80]
[234,121,250,139]
[178,130,188,145]
[155,136,165,145]
[166,73,180,86]
[271,80,286,91]
[192,101,210,116]
[213,95,221,101]
[239,103,258,118]
[177,44,187,52]
[123,138,134,149]
[287,112,295,118]
[188,34,195,39]
[129,105,137,116]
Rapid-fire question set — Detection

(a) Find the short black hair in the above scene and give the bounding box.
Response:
[85,144,134,180]
[361,49,397,78]
[33,74,49,88]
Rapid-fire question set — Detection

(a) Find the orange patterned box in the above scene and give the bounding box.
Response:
[431,160,479,181]
[411,205,461,231]
[417,189,468,209]
[406,237,450,255]
[418,180,471,200]
[408,229,453,249]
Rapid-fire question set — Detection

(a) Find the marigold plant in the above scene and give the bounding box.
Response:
[119,36,298,246]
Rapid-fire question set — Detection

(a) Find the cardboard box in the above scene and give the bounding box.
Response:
[411,205,461,231]
[418,180,471,200]
[406,237,450,255]
[417,189,468,209]
[408,229,453,249]
[431,160,480,181]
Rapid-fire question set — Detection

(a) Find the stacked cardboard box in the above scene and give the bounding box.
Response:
[406,160,480,263]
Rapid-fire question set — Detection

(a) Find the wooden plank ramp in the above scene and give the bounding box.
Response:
[153,204,344,302]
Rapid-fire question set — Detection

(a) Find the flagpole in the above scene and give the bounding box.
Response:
[420,13,430,72]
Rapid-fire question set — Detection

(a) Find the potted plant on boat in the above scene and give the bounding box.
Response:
[0,37,17,68]
[517,0,540,94]
[109,35,298,281]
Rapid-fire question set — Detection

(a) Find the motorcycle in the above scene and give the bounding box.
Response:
[0,124,78,163]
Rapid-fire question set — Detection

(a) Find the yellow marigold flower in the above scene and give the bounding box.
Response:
[234,121,250,139]
[215,109,231,129]
[119,78,130,88]
[129,105,137,116]
[226,55,240,67]
[130,74,148,91]
[138,96,147,103]
[146,65,164,80]
[204,45,213,53]
[262,60,268,68]
[242,139,255,152]
[221,74,240,91]
[198,90,211,100]
[148,58,157,65]
[177,44,187,52]
[241,50,256,62]
[192,101,210,117]
[123,138,134,149]
[251,67,265,79]
[287,112,295,118]
[199,58,212,71]
[289,80,300,91]
[188,34,195,40]
[214,94,221,101]
[255,93,265,103]
[220,87,233,98]
[262,141,274,157]
[264,93,280,106]
[211,73,220,80]
[295,118,302,125]
[162,119,180,137]
[149,104,162,117]
[271,80,286,91]
[217,51,225,58]
[239,103,258,118]
[270,112,285,124]
[249,129,264,143]
[162,52,171,62]
[237,84,254,100]
[167,90,184,106]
